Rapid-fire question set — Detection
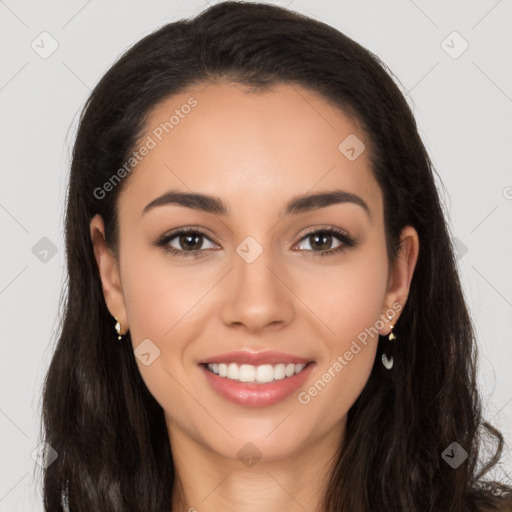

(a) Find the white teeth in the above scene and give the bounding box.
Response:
[295,363,306,373]
[256,364,274,383]
[239,364,255,382]
[206,362,308,383]
[218,363,228,377]
[227,363,239,379]
[274,363,286,380]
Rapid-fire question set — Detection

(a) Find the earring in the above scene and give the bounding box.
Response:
[114,317,125,342]
[381,314,395,370]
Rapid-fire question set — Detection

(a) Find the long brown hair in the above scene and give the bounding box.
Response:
[38,2,512,510]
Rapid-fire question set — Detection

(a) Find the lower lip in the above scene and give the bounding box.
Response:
[199,363,315,407]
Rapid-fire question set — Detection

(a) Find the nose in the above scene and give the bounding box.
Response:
[220,243,295,333]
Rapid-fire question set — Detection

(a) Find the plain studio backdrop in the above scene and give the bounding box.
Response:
[0,1,511,510]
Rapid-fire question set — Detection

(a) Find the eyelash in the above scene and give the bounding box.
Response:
[154,226,356,258]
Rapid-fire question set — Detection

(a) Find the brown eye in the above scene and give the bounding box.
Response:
[178,233,204,251]
[294,228,356,256]
[308,232,336,251]
[154,228,218,257]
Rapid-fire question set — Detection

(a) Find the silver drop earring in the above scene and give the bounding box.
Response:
[382,313,395,370]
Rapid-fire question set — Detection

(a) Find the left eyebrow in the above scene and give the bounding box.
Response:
[282,190,370,219]
[141,188,370,219]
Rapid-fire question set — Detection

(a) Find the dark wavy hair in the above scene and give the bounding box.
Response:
[37,1,512,510]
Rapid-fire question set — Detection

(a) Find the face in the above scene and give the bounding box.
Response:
[91,81,418,463]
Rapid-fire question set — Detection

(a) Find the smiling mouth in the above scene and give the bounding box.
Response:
[201,361,313,384]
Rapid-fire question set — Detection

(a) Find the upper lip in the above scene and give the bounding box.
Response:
[199,350,313,366]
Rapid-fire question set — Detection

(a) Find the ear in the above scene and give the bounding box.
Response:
[89,214,128,333]
[379,225,419,335]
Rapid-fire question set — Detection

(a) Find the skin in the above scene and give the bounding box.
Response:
[90,81,419,512]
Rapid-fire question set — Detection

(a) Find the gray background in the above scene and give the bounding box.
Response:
[1,0,511,509]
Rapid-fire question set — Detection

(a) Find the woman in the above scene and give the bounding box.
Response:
[38,2,512,510]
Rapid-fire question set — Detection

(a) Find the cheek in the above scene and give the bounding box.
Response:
[294,247,388,416]
[121,248,211,342]
[120,248,218,390]
[295,244,389,346]
[120,252,211,435]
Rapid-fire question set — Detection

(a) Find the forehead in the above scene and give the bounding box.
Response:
[119,81,381,219]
